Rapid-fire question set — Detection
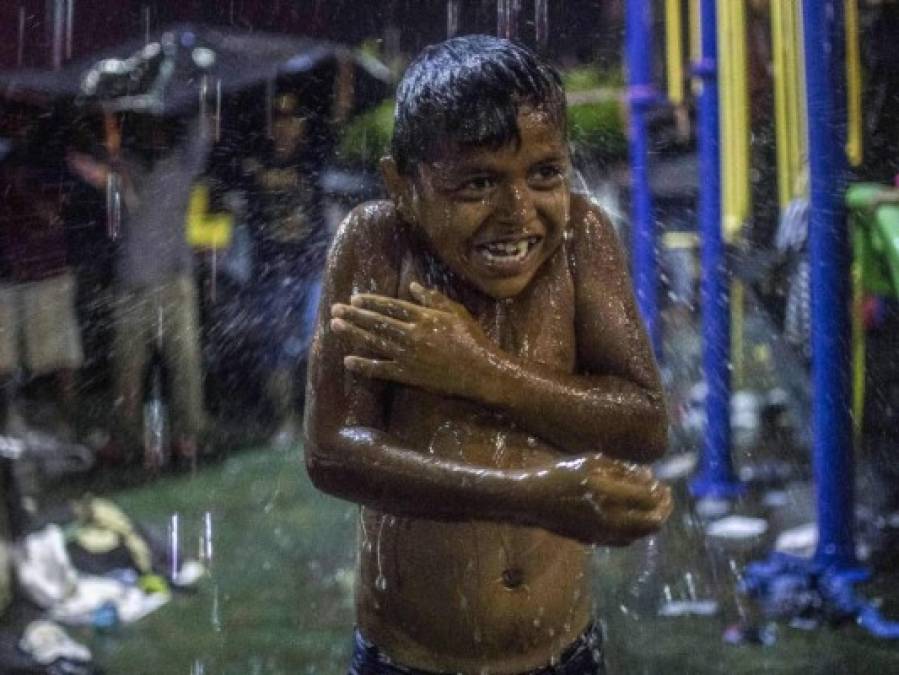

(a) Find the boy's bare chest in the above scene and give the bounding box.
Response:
[391,248,577,462]
[398,248,578,371]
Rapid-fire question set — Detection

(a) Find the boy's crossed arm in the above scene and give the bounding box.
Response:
[330,197,667,463]
[304,202,671,546]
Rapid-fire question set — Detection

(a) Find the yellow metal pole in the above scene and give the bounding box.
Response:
[852,255,865,445]
[666,0,685,105]
[786,1,808,195]
[845,0,864,443]
[689,0,701,62]
[719,0,750,245]
[733,0,750,234]
[688,0,701,95]
[718,0,734,238]
[733,0,750,387]
[731,280,745,388]
[845,0,863,167]
[772,1,810,202]
[718,1,750,385]
[719,0,737,380]
[771,0,793,208]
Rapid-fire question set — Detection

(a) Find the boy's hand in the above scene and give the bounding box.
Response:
[550,454,673,545]
[330,282,497,398]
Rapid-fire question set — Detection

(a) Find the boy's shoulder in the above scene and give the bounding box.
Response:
[330,199,406,271]
[566,193,620,262]
[569,193,615,239]
[337,199,401,243]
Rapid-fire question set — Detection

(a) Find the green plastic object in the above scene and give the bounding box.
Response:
[846,183,899,299]
[562,66,627,157]
[337,98,395,166]
[567,99,627,157]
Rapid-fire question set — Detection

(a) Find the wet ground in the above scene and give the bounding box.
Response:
[81,445,358,674]
[54,436,899,675]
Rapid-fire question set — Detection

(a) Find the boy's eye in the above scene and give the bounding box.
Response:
[456,175,496,197]
[529,164,565,187]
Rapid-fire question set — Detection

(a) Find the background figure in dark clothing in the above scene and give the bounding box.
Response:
[0,162,84,438]
[242,93,329,446]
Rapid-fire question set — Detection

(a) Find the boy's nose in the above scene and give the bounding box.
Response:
[496,181,535,225]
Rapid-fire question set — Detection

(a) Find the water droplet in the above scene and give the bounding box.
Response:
[169,512,180,580]
[17,6,25,67]
[106,171,122,240]
[535,0,549,49]
[446,0,461,37]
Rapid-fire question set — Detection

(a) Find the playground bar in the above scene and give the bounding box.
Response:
[689,0,742,499]
[626,0,661,356]
[804,0,856,570]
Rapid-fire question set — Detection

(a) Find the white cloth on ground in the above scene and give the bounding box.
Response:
[14,524,169,625]
[19,620,91,665]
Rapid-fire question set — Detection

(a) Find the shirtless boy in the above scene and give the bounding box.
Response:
[305,35,672,674]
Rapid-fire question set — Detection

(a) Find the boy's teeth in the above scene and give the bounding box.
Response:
[481,238,533,259]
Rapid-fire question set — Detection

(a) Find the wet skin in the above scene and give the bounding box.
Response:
[304,109,672,673]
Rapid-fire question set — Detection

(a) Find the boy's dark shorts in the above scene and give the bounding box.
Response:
[348,622,607,675]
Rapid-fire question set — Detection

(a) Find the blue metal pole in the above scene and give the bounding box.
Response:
[803,0,856,571]
[626,0,661,357]
[689,0,743,499]
[741,8,899,634]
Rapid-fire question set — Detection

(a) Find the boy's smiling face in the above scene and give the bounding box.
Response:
[385,107,571,299]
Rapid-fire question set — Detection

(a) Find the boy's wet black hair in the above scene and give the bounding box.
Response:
[391,35,566,175]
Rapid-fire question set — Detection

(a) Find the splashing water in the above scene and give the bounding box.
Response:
[535,0,549,49]
[265,80,275,138]
[17,6,25,66]
[200,511,214,566]
[143,4,151,44]
[156,301,165,348]
[143,367,169,468]
[447,0,461,38]
[496,0,521,40]
[198,74,209,121]
[214,78,223,141]
[106,170,122,239]
[211,582,222,632]
[50,0,64,69]
[375,515,388,592]
[169,512,181,581]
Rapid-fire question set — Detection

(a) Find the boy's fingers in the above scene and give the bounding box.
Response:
[607,498,672,538]
[331,304,413,343]
[331,318,398,358]
[589,455,654,484]
[590,474,663,510]
[351,294,425,322]
[343,356,403,382]
[409,282,462,314]
[656,486,674,521]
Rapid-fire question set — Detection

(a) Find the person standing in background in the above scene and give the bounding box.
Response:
[0,160,84,439]
[242,93,330,446]
[68,112,211,469]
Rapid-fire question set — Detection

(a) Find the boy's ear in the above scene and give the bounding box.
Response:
[380,156,415,222]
